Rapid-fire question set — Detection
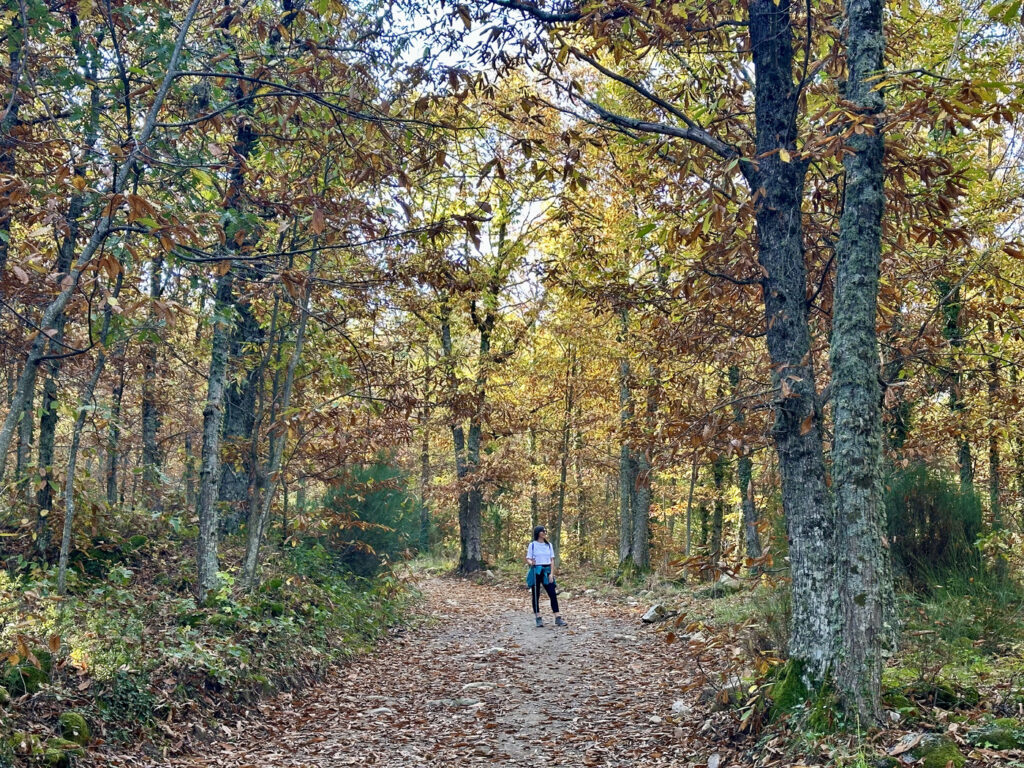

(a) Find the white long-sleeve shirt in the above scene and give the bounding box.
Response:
[527,540,554,565]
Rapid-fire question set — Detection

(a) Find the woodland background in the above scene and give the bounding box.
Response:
[2,0,1024,765]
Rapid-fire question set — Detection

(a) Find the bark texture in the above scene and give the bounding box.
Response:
[748,0,837,681]
[831,0,893,721]
[196,272,234,600]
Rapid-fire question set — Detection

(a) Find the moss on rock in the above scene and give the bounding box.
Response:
[43,738,85,768]
[911,735,966,768]
[6,732,42,755]
[260,577,285,593]
[0,684,10,706]
[57,712,90,746]
[968,717,1024,750]
[4,662,48,695]
[262,600,285,617]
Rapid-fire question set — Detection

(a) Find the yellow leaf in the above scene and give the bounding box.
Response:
[779,148,791,163]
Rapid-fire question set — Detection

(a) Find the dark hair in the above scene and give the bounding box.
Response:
[533,525,546,541]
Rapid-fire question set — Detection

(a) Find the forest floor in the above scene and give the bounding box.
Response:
[102,576,733,768]
[95,573,1024,768]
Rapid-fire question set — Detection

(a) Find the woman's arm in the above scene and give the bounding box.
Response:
[525,541,535,565]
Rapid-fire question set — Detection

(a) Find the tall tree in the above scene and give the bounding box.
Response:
[830,0,894,721]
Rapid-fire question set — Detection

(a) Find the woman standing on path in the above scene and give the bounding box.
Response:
[526,525,567,628]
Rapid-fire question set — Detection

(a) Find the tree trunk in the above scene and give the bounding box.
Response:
[729,366,763,563]
[419,407,431,552]
[241,258,314,590]
[748,0,837,682]
[684,454,698,557]
[439,297,476,571]
[553,347,575,564]
[36,191,83,554]
[0,0,24,281]
[940,281,974,490]
[699,497,709,550]
[15,374,34,506]
[529,425,539,529]
[218,298,261,530]
[632,450,652,570]
[34,363,61,555]
[106,363,125,508]
[711,453,728,567]
[618,309,636,565]
[988,319,1002,531]
[58,275,121,594]
[573,417,587,560]
[141,254,164,510]
[184,432,196,509]
[196,271,234,600]
[831,0,893,721]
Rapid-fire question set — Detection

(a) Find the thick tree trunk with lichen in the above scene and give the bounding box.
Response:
[747,0,838,683]
[218,296,262,531]
[831,0,894,722]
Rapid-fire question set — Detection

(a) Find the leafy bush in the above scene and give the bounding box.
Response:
[884,464,983,589]
[320,461,420,575]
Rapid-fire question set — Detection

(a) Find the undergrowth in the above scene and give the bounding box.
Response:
[0,532,417,764]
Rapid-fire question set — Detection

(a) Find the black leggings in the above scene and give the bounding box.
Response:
[531,566,559,614]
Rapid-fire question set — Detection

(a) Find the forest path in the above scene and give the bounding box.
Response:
[129,576,720,768]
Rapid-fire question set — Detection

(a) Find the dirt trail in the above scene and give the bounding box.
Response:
[122,577,715,767]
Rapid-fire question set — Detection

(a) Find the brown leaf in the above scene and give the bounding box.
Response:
[889,732,923,756]
[311,208,326,235]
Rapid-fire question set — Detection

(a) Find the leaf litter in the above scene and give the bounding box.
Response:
[103,577,730,767]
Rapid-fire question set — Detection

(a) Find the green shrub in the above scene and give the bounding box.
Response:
[318,461,420,575]
[98,671,154,729]
[885,464,983,589]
